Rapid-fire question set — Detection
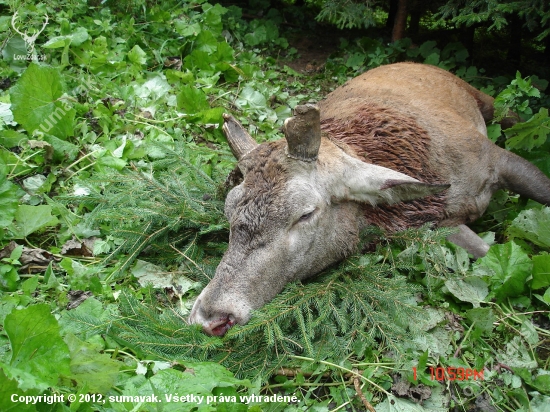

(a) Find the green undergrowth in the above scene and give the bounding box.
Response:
[0,0,549,411]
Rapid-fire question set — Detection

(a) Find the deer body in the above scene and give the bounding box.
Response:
[189,63,550,336]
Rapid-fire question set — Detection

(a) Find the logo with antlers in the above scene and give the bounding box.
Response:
[11,10,49,55]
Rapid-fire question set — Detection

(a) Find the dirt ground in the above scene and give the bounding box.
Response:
[282,29,342,73]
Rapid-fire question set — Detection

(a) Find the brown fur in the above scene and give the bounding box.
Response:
[229,141,289,242]
[321,103,447,231]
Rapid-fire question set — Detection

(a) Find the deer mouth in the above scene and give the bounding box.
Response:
[206,315,236,336]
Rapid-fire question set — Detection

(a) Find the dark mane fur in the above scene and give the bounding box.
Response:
[321,103,448,231]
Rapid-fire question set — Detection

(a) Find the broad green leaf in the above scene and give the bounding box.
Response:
[0,174,21,227]
[202,3,227,34]
[199,107,224,125]
[174,21,201,37]
[514,368,550,395]
[345,52,365,69]
[508,207,550,248]
[132,259,200,293]
[445,277,488,308]
[245,26,268,47]
[97,154,126,170]
[532,255,550,290]
[42,133,79,162]
[13,205,59,238]
[0,148,33,178]
[0,369,38,412]
[42,36,71,49]
[531,394,550,412]
[505,108,550,151]
[236,86,267,110]
[466,307,495,334]
[0,130,27,148]
[64,333,120,393]
[499,336,537,369]
[0,264,19,291]
[134,75,171,100]
[520,319,539,345]
[486,123,502,142]
[1,36,27,70]
[43,27,89,48]
[3,304,71,391]
[424,52,440,66]
[21,275,38,296]
[128,45,147,65]
[418,40,437,58]
[116,364,249,411]
[194,30,219,53]
[177,86,210,114]
[10,63,75,139]
[477,242,532,301]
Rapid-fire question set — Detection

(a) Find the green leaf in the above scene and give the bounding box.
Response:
[445,277,488,308]
[0,264,19,291]
[532,255,550,290]
[64,333,120,393]
[176,86,210,114]
[424,52,440,66]
[514,368,550,395]
[0,174,21,227]
[486,123,502,142]
[128,45,147,65]
[508,207,550,248]
[0,368,39,412]
[505,108,550,151]
[202,3,227,34]
[174,20,201,37]
[10,63,75,139]
[13,205,59,238]
[236,86,267,110]
[1,36,27,70]
[477,242,532,301]
[42,36,71,49]
[21,275,39,296]
[43,27,89,48]
[42,133,79,162]
[116,363,249,411]
[3,304,71,391]
[465,307,495,334]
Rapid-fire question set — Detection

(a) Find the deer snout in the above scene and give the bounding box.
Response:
[189,294,250,336]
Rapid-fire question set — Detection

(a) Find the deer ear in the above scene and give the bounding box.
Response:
[329,152,449,205]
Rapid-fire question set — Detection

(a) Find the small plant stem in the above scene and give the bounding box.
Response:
[105,349,140,364]
[351,362,395,367]
[454,321,476,357]
[289,355,391,396]
[65,149,100,171]
[66,161,97,181]
[353,368,376,412]
[125,119,174,138]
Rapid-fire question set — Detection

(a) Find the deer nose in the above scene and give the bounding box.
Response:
[204,314,236,336]
[189,299,236,336]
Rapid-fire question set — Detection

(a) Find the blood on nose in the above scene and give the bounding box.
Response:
[204,314,236,336]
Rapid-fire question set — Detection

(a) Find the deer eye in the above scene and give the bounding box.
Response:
[298,210,315,222]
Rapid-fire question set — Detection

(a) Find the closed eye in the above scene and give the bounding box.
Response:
[298,210,315,222]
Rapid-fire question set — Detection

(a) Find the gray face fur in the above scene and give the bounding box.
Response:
[189,131,447,336]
